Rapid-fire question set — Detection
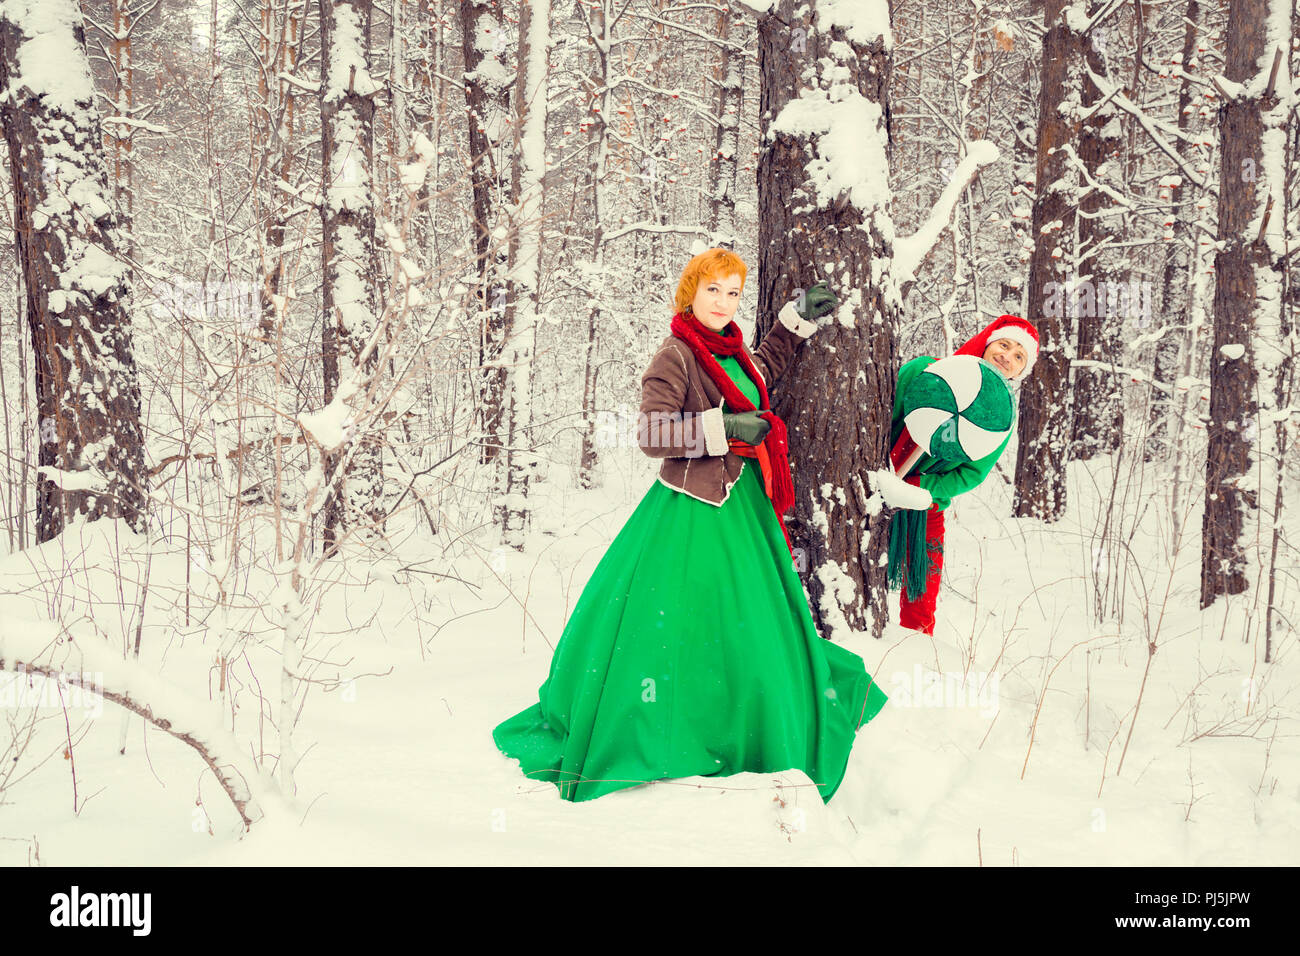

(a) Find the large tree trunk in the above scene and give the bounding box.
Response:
[1012,0,1089,522]
[320,0,386,556]
[1199,0,1292,607]
[0,0,149,542]
[755,0,899,640]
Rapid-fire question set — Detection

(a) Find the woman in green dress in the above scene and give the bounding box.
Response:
[492,248,889,804]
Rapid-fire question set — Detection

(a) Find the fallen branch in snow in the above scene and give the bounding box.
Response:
[0,620,271,831]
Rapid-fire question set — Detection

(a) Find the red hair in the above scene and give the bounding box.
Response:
[673,248,747,316]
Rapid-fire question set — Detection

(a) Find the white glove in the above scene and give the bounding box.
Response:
[871,469,933,510]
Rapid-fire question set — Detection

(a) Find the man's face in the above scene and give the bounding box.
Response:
[983,336,1027,379]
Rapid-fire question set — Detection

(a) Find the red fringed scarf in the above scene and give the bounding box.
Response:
[669,311,797,560]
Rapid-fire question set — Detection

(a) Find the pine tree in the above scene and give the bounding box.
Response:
[0,0,149,541]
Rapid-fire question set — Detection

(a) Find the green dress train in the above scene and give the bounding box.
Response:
[492,353,889,803]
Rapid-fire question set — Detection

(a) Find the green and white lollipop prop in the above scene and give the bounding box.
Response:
[866,354,1016,515]
[896,354,1015,475]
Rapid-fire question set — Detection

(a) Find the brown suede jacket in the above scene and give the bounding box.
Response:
[636,301,818,505]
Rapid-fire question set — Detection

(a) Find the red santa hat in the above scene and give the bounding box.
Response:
[953,314,1039,383]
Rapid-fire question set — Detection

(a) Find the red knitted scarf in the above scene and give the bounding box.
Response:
[669,311,796,557]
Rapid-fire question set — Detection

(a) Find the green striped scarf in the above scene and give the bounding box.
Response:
[885,505,943,600]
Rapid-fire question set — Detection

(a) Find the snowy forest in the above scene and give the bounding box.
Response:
[0,0,1296,867]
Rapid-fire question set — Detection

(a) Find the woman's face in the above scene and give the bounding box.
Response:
[690,272,743,331]
[983,336,1027,379]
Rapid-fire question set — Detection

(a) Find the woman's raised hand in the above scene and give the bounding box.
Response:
[797,280,838,323]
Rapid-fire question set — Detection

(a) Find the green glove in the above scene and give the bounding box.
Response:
[722,410,771,446]
[797,280,838,322]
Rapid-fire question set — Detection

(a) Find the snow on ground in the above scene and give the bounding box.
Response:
[0,444,1296,866]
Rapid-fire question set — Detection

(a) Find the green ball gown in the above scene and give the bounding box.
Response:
[492,351,889,803]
